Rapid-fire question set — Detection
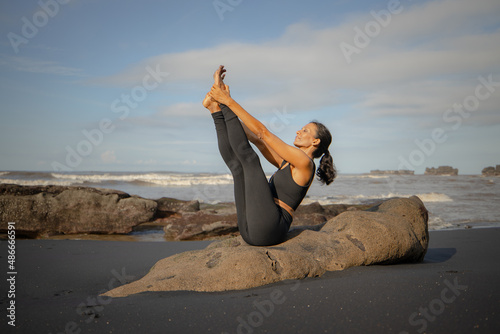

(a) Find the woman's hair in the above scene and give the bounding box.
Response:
[310,121,337,185]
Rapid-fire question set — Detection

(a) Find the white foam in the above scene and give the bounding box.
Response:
[359,175,389,179]
[0,178,80,187]
[304,192,453,205]
[138,174,234,187]
[414,192,453,202]
[51,172,234,187]
[428,216,454,230]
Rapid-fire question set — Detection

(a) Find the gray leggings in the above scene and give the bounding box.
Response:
[212,105,290,246]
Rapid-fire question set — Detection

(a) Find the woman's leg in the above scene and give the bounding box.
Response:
[219,104,288,246]
[211,111,250,242]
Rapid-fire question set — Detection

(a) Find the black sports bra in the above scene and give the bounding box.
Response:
[268,160,315,211]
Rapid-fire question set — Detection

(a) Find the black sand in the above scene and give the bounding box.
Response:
[1,228,499,333]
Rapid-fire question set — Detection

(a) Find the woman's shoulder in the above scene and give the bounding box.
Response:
[288,158,315,186]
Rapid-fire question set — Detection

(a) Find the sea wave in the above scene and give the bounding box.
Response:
[0,178,81,187]
[51,172,234,187]
[3,171,54,178]
[358,175,389,179]
[415,192,453,202]
[428,216,454,230]
[304,192,453,205]
[338,174,389,179]
[426,216,500,230]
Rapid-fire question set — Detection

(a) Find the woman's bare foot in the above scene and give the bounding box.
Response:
[214,65,226,89]
[202,93,221,113]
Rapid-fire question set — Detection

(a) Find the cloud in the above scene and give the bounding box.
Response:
[92,0,500,128]
[157,102,205,117]
[135,159,157,165]
[0,54,86,76]
[101,150,119,164]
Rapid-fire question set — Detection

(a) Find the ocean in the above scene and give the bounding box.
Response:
[1,171,499,231]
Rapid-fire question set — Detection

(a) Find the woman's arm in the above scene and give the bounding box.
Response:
[242,122,283,168]
[209,84,313,181]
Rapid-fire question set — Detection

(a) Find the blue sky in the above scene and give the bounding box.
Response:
[0,0,499,174]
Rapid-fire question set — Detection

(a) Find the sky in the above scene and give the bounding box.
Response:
[0,0,499,175]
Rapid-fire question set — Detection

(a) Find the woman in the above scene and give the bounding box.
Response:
[203,65,336,246]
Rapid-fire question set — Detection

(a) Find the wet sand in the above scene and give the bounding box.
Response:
[1,228,499,333]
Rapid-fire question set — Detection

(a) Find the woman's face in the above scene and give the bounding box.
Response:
[294,123,319,148]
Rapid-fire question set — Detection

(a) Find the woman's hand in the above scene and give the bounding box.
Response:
[209,83,232,105]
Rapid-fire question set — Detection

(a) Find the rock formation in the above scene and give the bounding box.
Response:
[424,166,458,175]
[482,165,500,176]
[103,196,429,297]
[0,184,157,237]
[0,184,372,240]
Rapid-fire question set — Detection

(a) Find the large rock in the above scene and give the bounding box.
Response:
[163,211,239,241]
[293,202,373,226]
[0,184,157,237]
[482,165,500,176]
[155,197,200,217]
[425,166,458,175]
[103,196,428,297]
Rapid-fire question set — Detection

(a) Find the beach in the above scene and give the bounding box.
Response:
[2,228,499,334]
